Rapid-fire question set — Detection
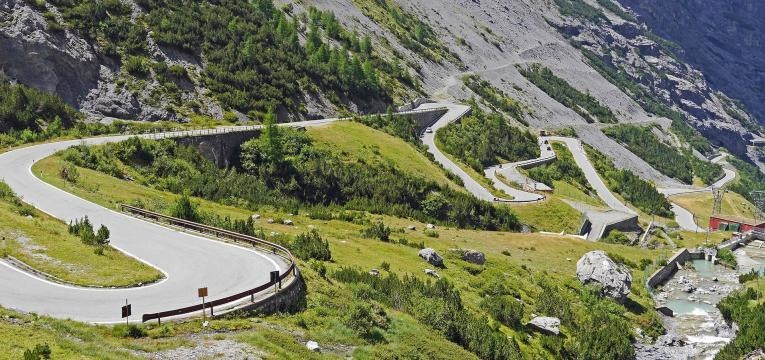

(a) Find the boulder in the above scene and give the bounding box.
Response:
[418,248,443,267]
[267,218,275,224]
[424,269,440,278]
[426,223,436,229]
[306,340,320,352]
[527,316,560,335]
[460,250,486,265]
[252,214,261,220]
[576,251,632,303]
[283,219,294,226]
[369,269,380,276]
[407,225,416,231]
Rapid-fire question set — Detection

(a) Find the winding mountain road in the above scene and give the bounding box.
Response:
[0,132,290,323]
[415,102,638,240]
[0,107,457,323]
[657,154,737,231]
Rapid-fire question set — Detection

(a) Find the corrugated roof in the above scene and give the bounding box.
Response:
[710,215,765,226]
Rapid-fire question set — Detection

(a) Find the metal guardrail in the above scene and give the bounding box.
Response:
[118,204,298,323]
[123,107,451,141]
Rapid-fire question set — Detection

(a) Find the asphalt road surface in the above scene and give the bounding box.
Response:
[0,132,292,323]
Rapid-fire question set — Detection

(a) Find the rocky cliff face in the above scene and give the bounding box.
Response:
[619,0,765,126]
[1,0,762,180]
[0,0,192,122]
[0,0,99,107]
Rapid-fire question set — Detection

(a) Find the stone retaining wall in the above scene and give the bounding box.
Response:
[647,248,705,289]
[173,129,261,168]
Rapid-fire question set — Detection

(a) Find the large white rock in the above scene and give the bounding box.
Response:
[576,251,632,303]
[527,316,561,335]
[306,340,320,352]
[418,248,444,267]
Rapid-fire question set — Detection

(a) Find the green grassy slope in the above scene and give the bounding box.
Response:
[26,146,671,358]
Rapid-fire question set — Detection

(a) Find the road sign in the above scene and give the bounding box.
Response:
[198,287,208,298]
[121,304,132,318]
[269,271,279,283]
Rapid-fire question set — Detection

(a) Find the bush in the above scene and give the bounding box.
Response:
[481,295,524,328]
[59,164,80,183]
[170,194,200,222]
[23,343,51,360]
[738,269,762,284]
[717,248,737,268]
[291,229,331,261]
[602,230,630,245]
[423,229,439,238]
[123,56,150,77]
[361,222,391,242]
[111,324,147,338]
[436,105,539,171]
[69,216,97,245]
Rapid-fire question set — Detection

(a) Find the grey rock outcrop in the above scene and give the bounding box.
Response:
[418,248,444,267]
[527,316,560,335]
[460,249,486,265]
[0,0,99,106]
[621,0,765,128]
[576,251,632,302]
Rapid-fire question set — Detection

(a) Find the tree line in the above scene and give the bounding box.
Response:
[60,122,521,231]
[518,64,616,124]
[585,144,673,217]
[436,106,540,172]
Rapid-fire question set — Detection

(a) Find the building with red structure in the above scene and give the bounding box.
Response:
[709,215,765,233]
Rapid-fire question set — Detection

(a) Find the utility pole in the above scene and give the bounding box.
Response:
[751,191,765,221]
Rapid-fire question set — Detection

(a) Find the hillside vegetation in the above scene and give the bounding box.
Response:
[603,124,722,184]
[584,144,672,217]
[32,143,668,359]
[528,143,591,194]
[48,0,417,117]
[0,181,162,287]
[518,64,616,124]
[58,122,519,231]
[436,106,539,171]
[307,121,458,188]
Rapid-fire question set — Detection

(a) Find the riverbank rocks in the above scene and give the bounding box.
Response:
[527,316,560,335]
[418,248,444,267]
[576,251,632,303]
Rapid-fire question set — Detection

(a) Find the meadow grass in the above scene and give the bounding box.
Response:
[0,197,162,287]
[671,191,758,228]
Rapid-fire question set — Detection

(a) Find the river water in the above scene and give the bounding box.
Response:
[636,258,742,359]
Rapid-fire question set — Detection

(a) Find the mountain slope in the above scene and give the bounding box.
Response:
[618,0,765,127]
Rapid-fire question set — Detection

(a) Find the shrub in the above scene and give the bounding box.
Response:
[60,163,80,183]
[22,343,51,360]
[96,224,111,245]
[291,229,331,261]
[69,216,97,245]
[738,269,762,284]
[602,230,630,245]
[481,295,524,329]
[111,324,147,338]
[423,229,439,238]
[717,248,737,268]
[170,194,200,222]
[361,222,391,242]
[124,56,150,77]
